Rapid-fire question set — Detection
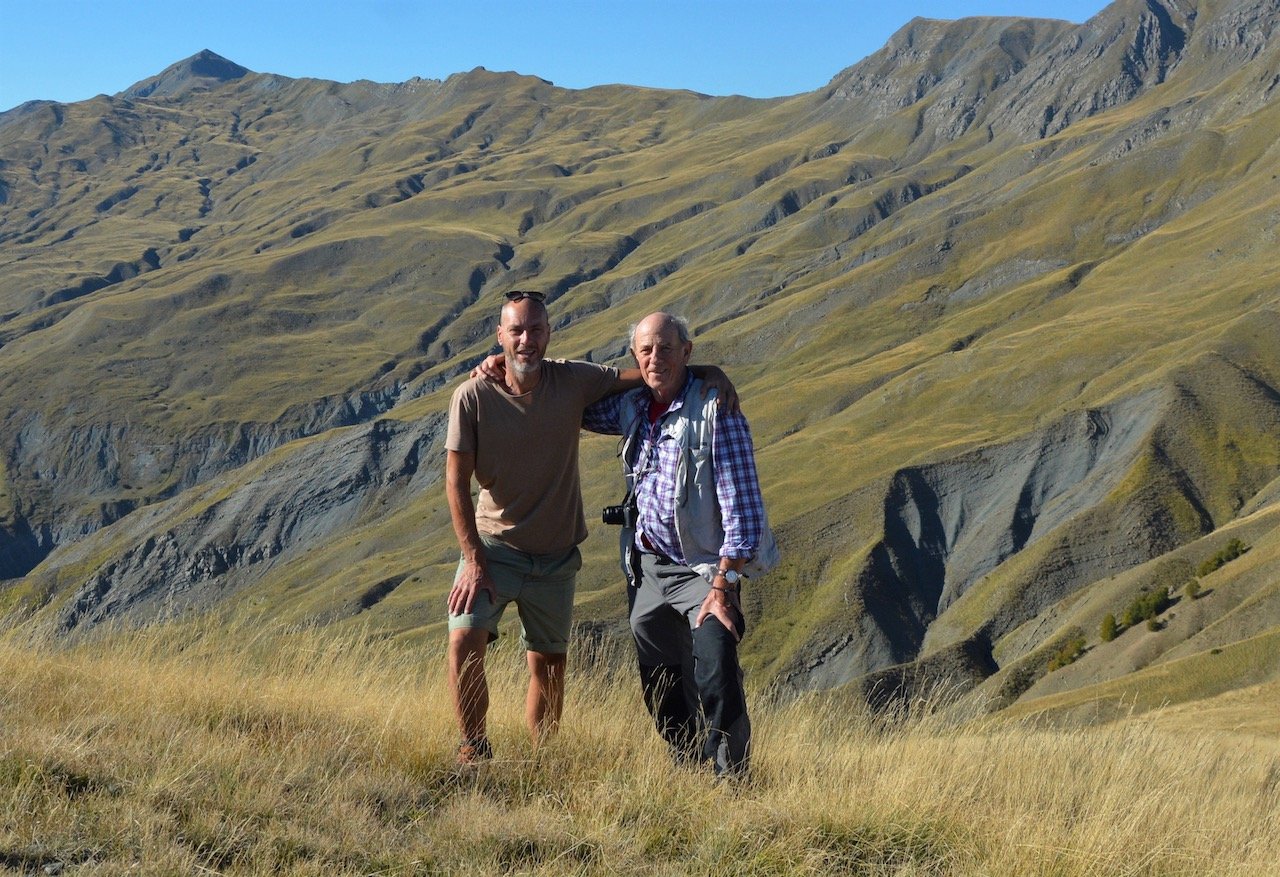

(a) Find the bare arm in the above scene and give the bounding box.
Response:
[446,450,496,615]
[611,368,645,392]
[475,356,739,412]
[610,365,739,412]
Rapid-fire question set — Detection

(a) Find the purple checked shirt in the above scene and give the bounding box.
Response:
[584,375,765,563]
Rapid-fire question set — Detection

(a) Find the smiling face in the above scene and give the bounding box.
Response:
[631,313,692,405]
[497,299,550,378]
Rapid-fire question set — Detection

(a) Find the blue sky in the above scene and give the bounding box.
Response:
[2,0,1109,112]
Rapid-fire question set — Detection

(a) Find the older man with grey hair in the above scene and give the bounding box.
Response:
[585,311,776,778]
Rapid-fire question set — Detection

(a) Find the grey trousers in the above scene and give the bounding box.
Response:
[629,551,751,776]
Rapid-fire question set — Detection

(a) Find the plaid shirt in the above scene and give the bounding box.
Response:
[584,375,765,563]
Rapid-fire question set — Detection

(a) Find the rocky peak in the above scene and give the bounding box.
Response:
[821,17,1073,115]
[122,49,250,100]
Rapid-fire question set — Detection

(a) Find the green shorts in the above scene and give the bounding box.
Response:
[447,539,581,654]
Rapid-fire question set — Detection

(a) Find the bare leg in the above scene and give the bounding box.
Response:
[526,650,567,744]
[449,628,491,747]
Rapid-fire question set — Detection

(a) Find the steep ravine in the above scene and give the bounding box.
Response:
[0,368,458,581]
[18,412,448,631]
[782,373,1280,693]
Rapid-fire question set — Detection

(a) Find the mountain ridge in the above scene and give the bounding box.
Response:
[3,0,1280,723]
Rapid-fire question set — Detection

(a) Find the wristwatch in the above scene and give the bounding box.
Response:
[716,568,742,588]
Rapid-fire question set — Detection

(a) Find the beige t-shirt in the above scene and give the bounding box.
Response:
[447,359,620,554]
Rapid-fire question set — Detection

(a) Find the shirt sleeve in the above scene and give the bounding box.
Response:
[582,390,626,436]
[446,381,479,453]
[560,359,621,406]
[712,409,765,559]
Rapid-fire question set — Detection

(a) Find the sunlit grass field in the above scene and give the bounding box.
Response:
[1,620,1277,875]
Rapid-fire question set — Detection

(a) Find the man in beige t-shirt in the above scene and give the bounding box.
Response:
[445,291,622,765]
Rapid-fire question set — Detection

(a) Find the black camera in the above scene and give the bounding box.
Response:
[602,501,636,527]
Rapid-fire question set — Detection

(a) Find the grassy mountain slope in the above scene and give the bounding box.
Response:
[3,0,1280,721]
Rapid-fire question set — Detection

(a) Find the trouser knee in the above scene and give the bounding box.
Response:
[693,620,747,721]
[693,618,744,688]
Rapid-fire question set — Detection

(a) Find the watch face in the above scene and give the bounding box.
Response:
[722,570,741,584]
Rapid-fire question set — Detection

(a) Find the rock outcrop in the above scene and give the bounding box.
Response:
[34,413,445,630]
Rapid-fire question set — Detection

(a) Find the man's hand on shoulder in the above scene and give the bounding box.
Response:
[471,354,506,383]
[691,365,740,415]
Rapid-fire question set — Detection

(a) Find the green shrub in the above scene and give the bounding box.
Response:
[1146,618,1161,632]
[1100,613,1117,642]
[1197,538,1248,578]
[1120,588,1172,629]
[1184,580,1201,600]
[1047,633,1087,672]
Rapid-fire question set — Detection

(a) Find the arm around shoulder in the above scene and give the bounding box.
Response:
[690,364,739,414]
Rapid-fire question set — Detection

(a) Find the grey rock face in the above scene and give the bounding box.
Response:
[784,342,1280,694]
[0,371,446,582]
[818,0,1252,147]
[39,413,445,631]
[888,392,1165,618]
[782,388,1177,689]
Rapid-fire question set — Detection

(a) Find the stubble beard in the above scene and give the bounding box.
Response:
[508,353,542,378]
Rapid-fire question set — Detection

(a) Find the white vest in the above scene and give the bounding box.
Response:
[620,379,779,584]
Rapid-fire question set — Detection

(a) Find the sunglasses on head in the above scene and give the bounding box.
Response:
[504,290,546,303]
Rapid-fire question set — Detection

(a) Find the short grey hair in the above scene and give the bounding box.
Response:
[629,312,691,349]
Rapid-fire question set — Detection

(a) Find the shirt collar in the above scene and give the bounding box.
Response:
[642,370,695,418]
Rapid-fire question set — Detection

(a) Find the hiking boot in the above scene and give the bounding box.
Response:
[456,737,493,766]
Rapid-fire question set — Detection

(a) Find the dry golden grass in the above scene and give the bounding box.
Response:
[1,620,1277,876]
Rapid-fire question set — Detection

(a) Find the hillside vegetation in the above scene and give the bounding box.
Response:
[2,0,1280,720]
[1,621,1277,875]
